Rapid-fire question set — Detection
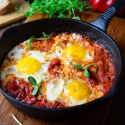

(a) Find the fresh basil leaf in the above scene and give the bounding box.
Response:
[28,76,37,86]
[84,69,90,78]
[32,86,39,95]
[73,64,84,70]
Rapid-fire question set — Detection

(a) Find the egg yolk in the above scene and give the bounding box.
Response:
[16,57,41,74]
[64,45,88,61]
[66,80,91,101]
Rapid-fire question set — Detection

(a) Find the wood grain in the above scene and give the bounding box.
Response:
[0,0,29,28]
[0,11,125,125]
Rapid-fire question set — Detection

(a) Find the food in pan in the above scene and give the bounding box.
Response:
[0,32,115,108]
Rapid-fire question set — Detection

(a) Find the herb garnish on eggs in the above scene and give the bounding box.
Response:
[28,75,42,95]
[73,63,99,78]
[28,32,51,50]
[0,33,115,108]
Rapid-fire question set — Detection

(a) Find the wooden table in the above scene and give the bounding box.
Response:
[0,11,125,125]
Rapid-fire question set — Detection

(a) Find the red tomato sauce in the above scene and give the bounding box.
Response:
[2,33,115,108]
[32,39,55,52]
[48,58,62,77]
[6,77,67,108]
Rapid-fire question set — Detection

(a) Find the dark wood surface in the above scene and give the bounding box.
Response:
[0,11,125,125]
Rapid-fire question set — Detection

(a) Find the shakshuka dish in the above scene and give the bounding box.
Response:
[0,32,115,108]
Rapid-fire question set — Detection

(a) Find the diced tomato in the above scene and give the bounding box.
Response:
[48,58,61,77]
[32,39,54,52]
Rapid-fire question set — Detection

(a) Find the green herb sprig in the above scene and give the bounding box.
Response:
[42,32,51,40]
[17,0,88,19]
[28,32,51,50]
[28,75,42,95]
[73,63,99,78]
[28,36,35,50]
[15,6,25,15]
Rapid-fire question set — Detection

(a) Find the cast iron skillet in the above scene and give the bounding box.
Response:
[0,0,125,120]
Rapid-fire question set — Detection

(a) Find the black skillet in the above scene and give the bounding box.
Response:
[0,0,125,120]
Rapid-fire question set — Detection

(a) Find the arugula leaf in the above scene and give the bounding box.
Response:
[18,0,88,19]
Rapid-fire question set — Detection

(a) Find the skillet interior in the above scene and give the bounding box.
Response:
[0,18,123,120]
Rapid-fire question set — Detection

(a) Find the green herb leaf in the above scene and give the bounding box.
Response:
[28,36,35,50]
[28,76,37,86]
[84,69,90,78]
[32,86,39,95]
[28,75,42,95]
[73,64,84,70]
[15,6,25,15]
[83,63,99,70]
[42,32,51,40]
[73,63,99,78]
[27,32,51,50]
[19,0,88,19]
[72,16,80,20]
[34,37,48,41]
[83,63,99,78]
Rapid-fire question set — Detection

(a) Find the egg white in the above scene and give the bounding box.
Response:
[45,79,65,101]
[1,33,97,107]
[1,40,50,82]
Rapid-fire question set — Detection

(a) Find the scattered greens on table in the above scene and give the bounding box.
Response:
[16,0,88,20]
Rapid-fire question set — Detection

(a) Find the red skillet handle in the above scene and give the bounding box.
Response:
[90,0,125,32]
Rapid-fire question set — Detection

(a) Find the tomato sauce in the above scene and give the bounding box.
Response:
[6,77,66,108]
[1,33,115,108]
[48,58,62,77]
[32,39,55,52]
